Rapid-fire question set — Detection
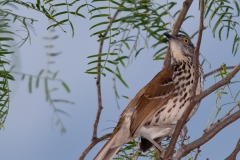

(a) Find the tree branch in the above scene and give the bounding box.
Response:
[79,133,111,160]
[204,65,236,78]
[163,0,193,68]
[162,62,240,159]
[79,2,124,159]
[225,138,240,160]
[173,110,240,159]
[194,63,240,102]
[163,0,204,158]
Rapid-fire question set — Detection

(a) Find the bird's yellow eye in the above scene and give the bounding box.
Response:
[183,38,189,44]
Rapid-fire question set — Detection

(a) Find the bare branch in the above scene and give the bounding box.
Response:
[204,65,236,78]
[79,133,111,160]
[173,109,240,159]
[80,2,124,159]
[220,102,240,121]
[93,2,124,140]
[163,0,205,158]
[225,138,240,160]
[163,0,193,68]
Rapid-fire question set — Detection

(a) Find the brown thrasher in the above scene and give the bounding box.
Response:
[94,33,204,160]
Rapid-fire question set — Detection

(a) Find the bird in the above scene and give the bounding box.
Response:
[94,33,204,160]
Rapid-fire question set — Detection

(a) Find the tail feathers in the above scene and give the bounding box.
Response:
[94,138,121,160]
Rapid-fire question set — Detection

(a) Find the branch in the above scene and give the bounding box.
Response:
[204,65,236,78]
[162,62,240,159]
[79,2,124,159]
[225,138,240,160]
[93,1,124,140]
[173,110,240,159]
[194,63,240,102]
[79,133,111,160]
[163,0,204,158]
[163,0,193,68]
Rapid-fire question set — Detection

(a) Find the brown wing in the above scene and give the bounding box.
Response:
[130,65,175,136]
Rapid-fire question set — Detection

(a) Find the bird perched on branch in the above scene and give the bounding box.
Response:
[94,33,204,160]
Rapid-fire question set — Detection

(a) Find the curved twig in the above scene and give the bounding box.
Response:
[163,0,193,68]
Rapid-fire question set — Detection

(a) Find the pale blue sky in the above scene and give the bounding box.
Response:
[0,1,240,160]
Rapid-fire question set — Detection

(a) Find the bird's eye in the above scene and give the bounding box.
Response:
[183,38,189,44]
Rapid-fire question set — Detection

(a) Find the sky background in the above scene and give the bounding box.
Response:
[0,1,240,160]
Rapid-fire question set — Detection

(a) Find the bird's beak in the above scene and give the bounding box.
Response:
[164,33,174,39]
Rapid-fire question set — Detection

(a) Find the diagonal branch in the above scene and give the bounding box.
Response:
[174,109,240,159]
[163,0,193,68]
[79,133,112,160]
[163,0,205,158]
[204,65,236,78]
[225,138,240,160]
[163,62,240,159]
[194,63,240,102]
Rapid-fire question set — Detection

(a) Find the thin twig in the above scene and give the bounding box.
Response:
[163,0,205,158]
[220,102,240,121]
[180,126,188,147]
[93,2,124,140]
[204,65,236,78]
[194,147,201,160]
[173,109,240,159]
[163,0,193,68]
[225,138,240,160]
[194,63,240,102]
[79,2,125,159]
[204,102,240,133]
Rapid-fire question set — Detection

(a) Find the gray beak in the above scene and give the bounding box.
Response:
[164,32,174,39]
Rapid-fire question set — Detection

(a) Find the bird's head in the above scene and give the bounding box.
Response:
[164,33,195,62]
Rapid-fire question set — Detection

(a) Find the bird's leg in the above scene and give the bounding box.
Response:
[143,135,165,152]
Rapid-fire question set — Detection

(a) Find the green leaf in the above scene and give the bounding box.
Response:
[115,56,129,61]
[205,0,214,18]
[107,60,119,65]
[29,76,32,93]
[21,74,25,80]
[52,11,68,18]
[69,12,85,18]
[52,71,59,79]
[36,69,44,88]
[135,48,144,58]
[69,21,74,37]
[90,21,109,30]
[87,53,117,58]
[116,74,128,88]
[90,14,110,20]
[44,78,49,101]
[123,41,130,50]
[0,37,14,41]
[62,81,70,93]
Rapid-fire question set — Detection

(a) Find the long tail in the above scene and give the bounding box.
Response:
[94,136,121,160]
